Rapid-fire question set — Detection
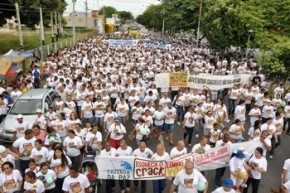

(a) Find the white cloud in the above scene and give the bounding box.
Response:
[65,0,161,17]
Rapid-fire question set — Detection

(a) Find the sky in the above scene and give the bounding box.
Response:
[65,0,161,17]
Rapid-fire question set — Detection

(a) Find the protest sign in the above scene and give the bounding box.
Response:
[108,39,138,46]
[166,154,194,177]
[169,72,189,87]
[96,140,260,180]
[95,156,134,180]
[194,145,231,171]
[143,43,171,50]
[134,158,166,180]
[155,73,251,90]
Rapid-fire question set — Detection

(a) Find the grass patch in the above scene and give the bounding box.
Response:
[0,32,73,54]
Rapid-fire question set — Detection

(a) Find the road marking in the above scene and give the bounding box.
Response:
[160,134,166,151]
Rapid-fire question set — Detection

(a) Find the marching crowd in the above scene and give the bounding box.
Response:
[0,33,289,193]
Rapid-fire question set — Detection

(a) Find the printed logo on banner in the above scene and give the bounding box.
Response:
[166,154,194,177]
[100,159,133,180]
[169,72,189,87]
[133,158,166,179]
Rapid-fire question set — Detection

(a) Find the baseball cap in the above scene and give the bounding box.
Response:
[16,114,23,119]
[223,178,234,188]
[236,150,245,158]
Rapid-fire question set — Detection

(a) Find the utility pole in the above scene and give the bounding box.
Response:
[103,6,106,34]
[85,0,88,29]
[39,6,45,46]
[58,12,62,38]
[162,6,165,36]
[196,0,203,48]
[15,2,23,49]
[72,0,76,44]
[54,11,58,41]
[51,12,55,43]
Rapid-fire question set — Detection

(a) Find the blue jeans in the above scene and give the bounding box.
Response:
[175,106,183,122]
[164,123,174,133]
[215,167,226,187]
[229,98,237,115]
[19,159,30,176]
[153,179,166,193]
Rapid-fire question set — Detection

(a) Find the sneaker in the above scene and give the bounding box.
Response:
[269,155,273,159]
[177,122,181,125]
[241,183,248,188]
[195,134,199,138]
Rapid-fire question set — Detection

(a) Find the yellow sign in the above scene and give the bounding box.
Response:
[169,72,189,87]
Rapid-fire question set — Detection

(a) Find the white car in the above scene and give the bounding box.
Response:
[0,89,56,142]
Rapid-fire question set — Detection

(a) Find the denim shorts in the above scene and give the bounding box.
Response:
[164,123,174,132]
[155,124,164,130]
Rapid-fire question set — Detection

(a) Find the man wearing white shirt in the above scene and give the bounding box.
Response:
[132,142,153,193]
[101,141,116,193]
[170,140,187,159]
[163,104,177,145]
[192,136,211,154]
[260,118,276,159]
[212,178,235,193]
[214,133,232,187]
[115,140,132,193]
[183,106,198,146]
[62,165,90,193]
[152,144,170,193]
[13,114,30,141]
[169,160,208,193]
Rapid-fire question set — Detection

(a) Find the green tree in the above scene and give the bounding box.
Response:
[99,6,118,18]
[118,11,134,24]
[136,5,164,31]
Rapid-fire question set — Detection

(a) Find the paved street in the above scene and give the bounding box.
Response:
[95,111,290,193]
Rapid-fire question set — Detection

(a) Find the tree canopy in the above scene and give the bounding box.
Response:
[0,0,67,29]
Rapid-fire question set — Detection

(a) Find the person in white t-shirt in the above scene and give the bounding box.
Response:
[36,162,57,192]
[152,144,170,193]
[282,159,290,185]
[84,125,102,153]
[13,114,30,141]
[183,106,198,146]
[115,140,132,193]
[192,136,211,154]
[105,117,127,149]
[0,161,23,193]
[132,141,153,193]
[212,178,235,193]
[63,130,83,167]
[62,165,90,193]
[170,160,208,193]
[243,147,267,193]
[163,104,177,145]
[170,140,187,159]
[100,141,116,193]
[24,171,45,193]
[248,103,261,127]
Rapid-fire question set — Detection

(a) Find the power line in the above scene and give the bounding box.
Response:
[0,8,53,13]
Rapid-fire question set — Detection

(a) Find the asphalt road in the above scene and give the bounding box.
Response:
[3,106,288,193]
[95,112,290,193]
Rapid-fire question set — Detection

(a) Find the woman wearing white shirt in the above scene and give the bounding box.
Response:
[248,103,261,127]
[130,118,150,145]
[203,111,215,136]
[213,99,228,125]
[285,101,290,135]
[36,162,57,192]
[63,130,83,167]
[243,147,267,193]
[103,106,118,131]
[0,161,23,193]
[248,120,262,140]
[115,97,129,124]
[234,99,246,123]
[84,125,102,153]
[153,105,165,141]
[24,171,45,193]
[50,146,72,190]
[105,118,126,149]
[229,119,245,143]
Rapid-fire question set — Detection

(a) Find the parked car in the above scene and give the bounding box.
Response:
[0,89,56,142]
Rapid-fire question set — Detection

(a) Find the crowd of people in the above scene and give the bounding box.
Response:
[0,33,289,193]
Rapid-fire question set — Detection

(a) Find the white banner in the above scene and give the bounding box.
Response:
[108,39,138,46]
[188,74,251,90]
[143,43,171,50]
[95,139,260,180]
[155,73,251,90]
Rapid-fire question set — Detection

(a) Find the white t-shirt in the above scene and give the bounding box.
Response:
[85,131,102,149]
[283,159,290,182]
[173,169,207,193]
[0,154,16,168]
[184,112,197,127]
[36,169,57,190]
[153,111,165,126]
[115,146,133,157]
[0,170,23,193]
[81,102,93,118]
[30,147,49,164]
[170,147,187,159]
[50,156,72,178]
[234,105,246,121]
[229,124,243,140]
[212,187,235,193]
[245,154,267,179]
[100,148,116,157]
[13,121,30,139]
[12,137,36,160]
[62,173,90,193]
[164,107,177,124]
[24,179,45,193]
[283,180,290,193]
[133,148,154,158]
[63,136,83,157]
[191,144,211,154]
[108,123,126,140]
[151,152,170,161]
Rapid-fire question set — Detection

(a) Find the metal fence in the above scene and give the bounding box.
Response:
[29,31,97,62]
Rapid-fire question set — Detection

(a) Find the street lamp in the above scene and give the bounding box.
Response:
[72,0,76,44]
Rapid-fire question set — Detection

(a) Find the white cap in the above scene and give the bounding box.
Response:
[36,109,42,113]
[16,114,23,119]
[0,145,6,154]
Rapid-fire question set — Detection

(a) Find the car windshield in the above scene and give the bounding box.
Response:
[10,99,42,115]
